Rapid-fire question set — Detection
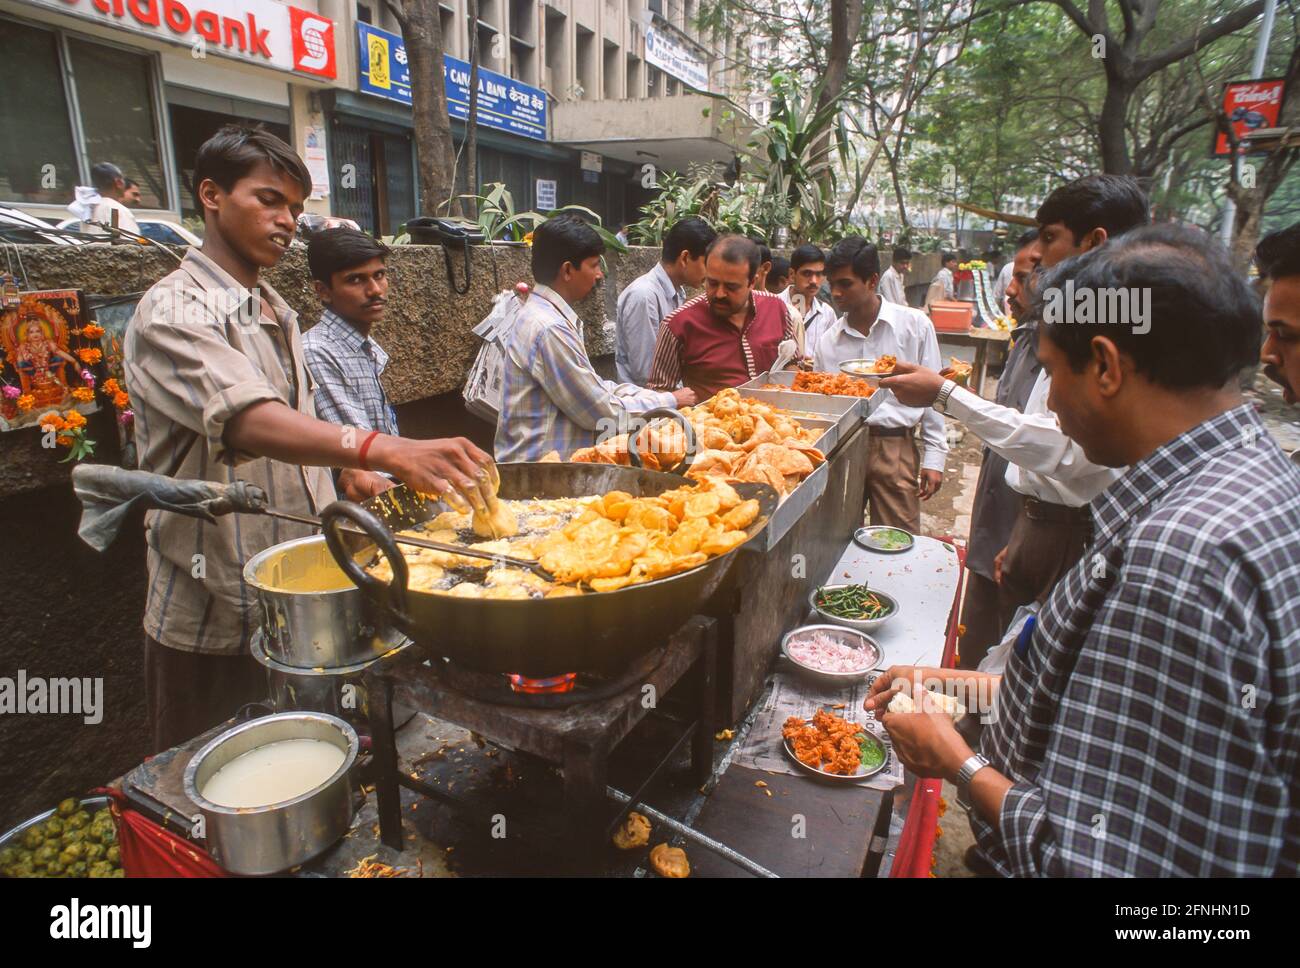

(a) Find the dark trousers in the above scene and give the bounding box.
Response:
[997,497,1091,620]
[144,635,267,754]
[958,571,1013,671]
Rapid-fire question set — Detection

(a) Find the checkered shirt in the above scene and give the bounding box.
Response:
[301,308,399,437]
[971,403,1300,876]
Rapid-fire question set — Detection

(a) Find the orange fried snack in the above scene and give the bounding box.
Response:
[782,710,868,775]
[790,371,878,398]
[872,354,898,372]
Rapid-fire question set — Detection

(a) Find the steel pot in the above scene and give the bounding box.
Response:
[244,534,406,669]
[183,712,358,876]
[249,631,414,729]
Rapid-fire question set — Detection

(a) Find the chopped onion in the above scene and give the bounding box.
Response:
[787,630,872,674]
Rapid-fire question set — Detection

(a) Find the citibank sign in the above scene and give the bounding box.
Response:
[20,0,336,78]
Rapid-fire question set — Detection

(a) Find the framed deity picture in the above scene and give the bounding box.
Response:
[0,289,101,432]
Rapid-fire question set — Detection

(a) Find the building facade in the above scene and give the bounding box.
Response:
[2,0,746,236]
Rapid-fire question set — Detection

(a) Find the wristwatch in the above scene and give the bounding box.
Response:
[955,752,990,811]
[934,378,958,414]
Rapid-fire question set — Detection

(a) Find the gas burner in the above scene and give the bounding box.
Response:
[437,647,668,708]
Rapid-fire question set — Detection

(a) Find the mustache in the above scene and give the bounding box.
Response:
[1263,362,1291,391]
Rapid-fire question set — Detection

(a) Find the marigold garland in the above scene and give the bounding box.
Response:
[16,394,35,412]
[76,348,103,365]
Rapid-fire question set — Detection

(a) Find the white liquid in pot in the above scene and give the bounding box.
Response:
[202,738,346,808]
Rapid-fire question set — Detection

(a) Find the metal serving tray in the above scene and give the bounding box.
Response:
[741,372,877,423]
[795,415,840,456]
[737,384,861,452]
[741,456,830,554]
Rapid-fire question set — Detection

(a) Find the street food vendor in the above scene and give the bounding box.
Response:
[868,224,1300,876]
[813,238,947,532]
[123,125,494,752]
[495,214,694,462]
[647,234,797,401]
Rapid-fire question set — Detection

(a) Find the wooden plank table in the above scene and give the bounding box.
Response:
[938,328,1011,397]
[686,534,962,878]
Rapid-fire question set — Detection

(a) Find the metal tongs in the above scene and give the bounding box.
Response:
[71,465,554,580]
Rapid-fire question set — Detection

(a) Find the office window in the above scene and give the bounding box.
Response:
[357,2,374,24]
[0,19,167,208]
[544,9,570,94]
[576,28,596,100]
[440,8,457,57]
[67,39,167,209]
[626,53,642,99]
[477,24,498,69]
[603,41,619,99]
[510,0,535,42]
[0,20,77,205]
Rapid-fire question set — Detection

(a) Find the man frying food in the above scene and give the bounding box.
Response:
[124,125,495,752]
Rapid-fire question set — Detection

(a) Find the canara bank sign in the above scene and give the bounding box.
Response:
[20,0,337,78]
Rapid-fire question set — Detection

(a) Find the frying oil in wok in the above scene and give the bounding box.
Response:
[366,498,596,599]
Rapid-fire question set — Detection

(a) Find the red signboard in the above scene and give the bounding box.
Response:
[1214,78,1288,156]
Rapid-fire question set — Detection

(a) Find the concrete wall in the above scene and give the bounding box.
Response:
[0,242,663,499]
[0,242,949,498]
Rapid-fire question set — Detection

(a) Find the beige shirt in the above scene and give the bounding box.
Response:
[123,248,335,655]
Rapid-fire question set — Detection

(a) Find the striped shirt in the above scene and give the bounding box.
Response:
[972,404,1300,876]
[302,308,399,436]
[123,248,335,655]
[647,290,794,401]
[493,284,676,462]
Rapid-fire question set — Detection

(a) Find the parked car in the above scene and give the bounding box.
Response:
[0,207,89,245]
[56,217,201,246]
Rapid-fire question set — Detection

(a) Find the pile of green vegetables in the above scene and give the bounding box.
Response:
[815,584,892,620]
[0,798,123,878]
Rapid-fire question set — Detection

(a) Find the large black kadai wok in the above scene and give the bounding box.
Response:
[322,462,778,678]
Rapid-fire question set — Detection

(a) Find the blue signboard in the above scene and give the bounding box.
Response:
[357,23,547,142]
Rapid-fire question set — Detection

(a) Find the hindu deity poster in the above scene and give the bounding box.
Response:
[0,290,100,431]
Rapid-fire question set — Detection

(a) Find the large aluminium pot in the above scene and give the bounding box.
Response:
[243,534,406,669]
[183,712,358,876]
[322,462,779,678]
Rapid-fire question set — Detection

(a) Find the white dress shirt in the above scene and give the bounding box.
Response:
[991,261,1013,314]
[779,286,836,354]
[615,262,684,385]
[943,371,1124,506]
[878,265,907,306]
[814,299,948,472]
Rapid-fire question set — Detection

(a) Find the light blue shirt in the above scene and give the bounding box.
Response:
[615,262,684,385]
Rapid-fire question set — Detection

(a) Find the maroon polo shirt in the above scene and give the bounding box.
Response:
[647,291,793,400]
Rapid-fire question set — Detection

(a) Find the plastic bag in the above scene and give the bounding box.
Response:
[463,285,528,424]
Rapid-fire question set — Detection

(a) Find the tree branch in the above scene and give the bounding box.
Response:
[1135,1,1266,83]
